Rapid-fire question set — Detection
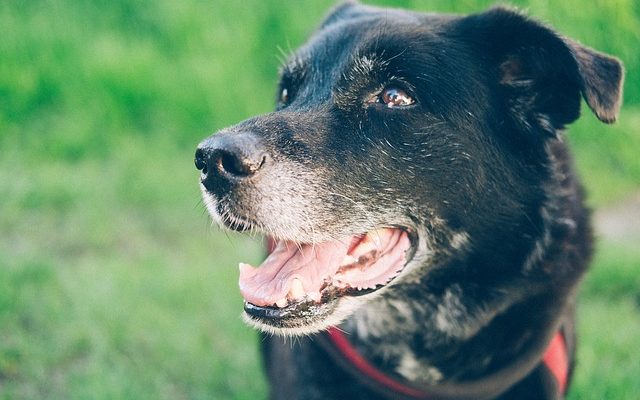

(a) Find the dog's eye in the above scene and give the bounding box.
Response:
[376,87,415,108]
[280,88,289,104]
[380,87,415,107]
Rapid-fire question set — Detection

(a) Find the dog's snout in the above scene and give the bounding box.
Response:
[195,132,267,188]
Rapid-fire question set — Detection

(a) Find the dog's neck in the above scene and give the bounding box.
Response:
[341,276,523,385]
[342,290,451,384]
[340,265,570,388]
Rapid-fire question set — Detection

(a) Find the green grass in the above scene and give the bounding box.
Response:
[1,1,638,399]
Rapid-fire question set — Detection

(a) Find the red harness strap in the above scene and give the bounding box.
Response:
[326,327,426,398]
[542,331,569,394]
[325,327,568,399]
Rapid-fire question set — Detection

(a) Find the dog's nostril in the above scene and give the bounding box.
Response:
[218,151,261,177]
[195,148,207,173]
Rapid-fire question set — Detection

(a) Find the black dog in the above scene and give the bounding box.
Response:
[195,2,623,399]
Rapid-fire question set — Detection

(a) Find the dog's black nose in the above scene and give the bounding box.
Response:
[195,132,267,188]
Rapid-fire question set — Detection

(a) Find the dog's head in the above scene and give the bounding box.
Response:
[196,2,623,336]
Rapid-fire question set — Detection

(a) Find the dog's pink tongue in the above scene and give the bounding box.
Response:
[238,239,351,307]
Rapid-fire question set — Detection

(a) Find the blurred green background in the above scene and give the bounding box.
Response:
[1,0,638,399]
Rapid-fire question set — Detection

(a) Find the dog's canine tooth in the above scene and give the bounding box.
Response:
[239,262,256,275]
[340,255,358,266]
[367,228,388,244]
[350,231,380,256]
[288,278,305,300]
[275,297,288,308]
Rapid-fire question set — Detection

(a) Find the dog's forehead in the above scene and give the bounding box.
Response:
[287,19,371,80]
[301,10,449,64]
[280,9,456,102]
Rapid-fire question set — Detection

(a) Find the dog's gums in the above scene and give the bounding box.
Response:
[239,228,412,312]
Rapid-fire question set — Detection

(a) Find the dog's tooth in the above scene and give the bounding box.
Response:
[351,239,377,257]
[238,262,256,276]
[350,228,390,257]
[370,228,389,237]
[366,228,389,245]
[288,278,305,300]
[308,291,322,302]
[340,255,358,266]
[275,298,288,308]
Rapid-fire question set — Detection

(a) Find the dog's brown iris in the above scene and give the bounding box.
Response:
[380,87,414,107]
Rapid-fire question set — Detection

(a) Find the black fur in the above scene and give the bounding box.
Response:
[196,2,623,399]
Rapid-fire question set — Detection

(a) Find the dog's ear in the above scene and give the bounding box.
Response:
[459,7,624,135]
[567,38,624,123]
[320,0,363,28]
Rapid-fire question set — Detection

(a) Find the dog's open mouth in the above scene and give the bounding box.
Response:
[239,228,413,325]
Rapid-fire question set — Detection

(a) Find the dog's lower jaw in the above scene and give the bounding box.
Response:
[242,295,366,337]
[241,273,422,337]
